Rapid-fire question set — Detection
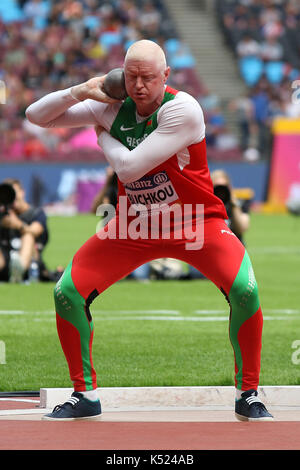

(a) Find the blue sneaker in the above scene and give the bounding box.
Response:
[235,389,274,421]
[43,392,102,420]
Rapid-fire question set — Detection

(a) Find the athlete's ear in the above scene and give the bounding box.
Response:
[163,66,171,83]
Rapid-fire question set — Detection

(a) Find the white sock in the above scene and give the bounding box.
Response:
[236,389,257,400]
[81,390,99,402]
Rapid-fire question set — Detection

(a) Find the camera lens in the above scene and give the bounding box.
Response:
[0,184,16,206]
[214,185,230,205]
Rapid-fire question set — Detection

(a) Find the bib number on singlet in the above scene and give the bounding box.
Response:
[124,171,179,211]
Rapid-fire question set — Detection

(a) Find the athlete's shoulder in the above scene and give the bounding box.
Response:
[175,90,201,104]
[158,89,205,130]
[160,89,203,114]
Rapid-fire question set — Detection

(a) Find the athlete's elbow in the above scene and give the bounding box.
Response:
[117,169,133,184]
[25,105,38,123]
[116,167,140,185]
[25,106,41,126]
[25,105,50,128]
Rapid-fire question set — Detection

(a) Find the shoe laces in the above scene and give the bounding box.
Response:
[245,395,268,413]
[52,396,80,412]
[245,395,263,406]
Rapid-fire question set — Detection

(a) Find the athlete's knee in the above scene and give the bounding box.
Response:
[54,264,78,314]
[228,262,260,316]
[231,274,258,304]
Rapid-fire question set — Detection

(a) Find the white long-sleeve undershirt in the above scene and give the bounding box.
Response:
[25,88,108,128]
[25,88,205,183]
[98,98,204,183]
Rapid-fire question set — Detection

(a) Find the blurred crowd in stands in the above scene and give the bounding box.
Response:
[0,0,299,164]
[217,0,300,158]
[0,0,219,162]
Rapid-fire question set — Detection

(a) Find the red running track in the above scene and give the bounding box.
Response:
[1,398,300,450]
[0,420,300,450]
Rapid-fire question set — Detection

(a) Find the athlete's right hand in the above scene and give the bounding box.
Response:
[71,76,119,104]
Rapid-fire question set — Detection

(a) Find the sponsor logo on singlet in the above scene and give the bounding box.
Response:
[124,170,179,210]
[126,133,149,149]
[221,229,235,236]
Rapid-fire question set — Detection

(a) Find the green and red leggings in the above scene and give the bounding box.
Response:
[54,216,263,392]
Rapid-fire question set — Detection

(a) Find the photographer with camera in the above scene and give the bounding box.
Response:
[211,169,250,244]
[0,178,49,283]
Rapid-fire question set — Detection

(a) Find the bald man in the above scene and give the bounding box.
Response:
[26,40,273,421]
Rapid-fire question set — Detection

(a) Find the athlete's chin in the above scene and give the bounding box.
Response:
[133,94,148,101]
[134,98,148,104]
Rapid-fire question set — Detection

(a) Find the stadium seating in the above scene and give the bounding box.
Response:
[215,0,300,159]
[1,0,215,163]
[2,1,298,163]
[216,0,300,99]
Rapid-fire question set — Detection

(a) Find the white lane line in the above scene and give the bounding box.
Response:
[0,311,24,315]
[195,309,300,315]
[1,309,299,322]
[0,409,49,416]
[0,309,180,315]
[0,310,53,315]
[264,309,300,315]
[93,310,181,315]
[194,310,227,314]
[0,398,39,403]
[94,315,298,322]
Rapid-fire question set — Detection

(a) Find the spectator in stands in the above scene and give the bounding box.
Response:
[198,89,220,113]
[260,35,284,62]
[229,92,256,152]
[259,3,284,40]
[266,91,286,122]
[249,79,271,157]
[205,107,225,139]
[138,0,162,38]
[23,0,50,29]
[236,33,261,58]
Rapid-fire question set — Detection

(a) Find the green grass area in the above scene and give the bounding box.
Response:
[0,212,300,391]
